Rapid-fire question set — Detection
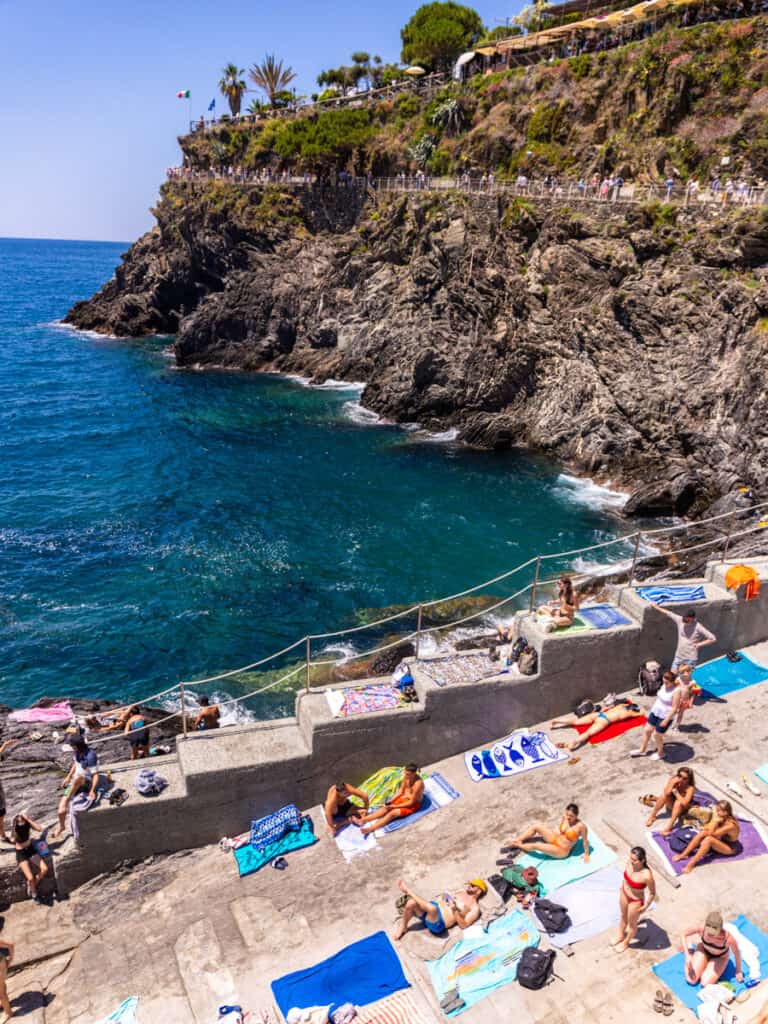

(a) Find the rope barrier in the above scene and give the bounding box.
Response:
[181,636,307,687]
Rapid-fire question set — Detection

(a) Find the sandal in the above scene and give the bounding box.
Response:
[662,993,673,1016]
[555,742,567,749]
[568,755,581,766]
[652,991,664,1014]
[439,988,460,1010]
[639,795,656,808]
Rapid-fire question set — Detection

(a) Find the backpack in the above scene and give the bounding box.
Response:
[134,768,168,797]
[575,700,594,718]
[669,826,698,853]
[502,865,542,896]
[518,648,538,676]
[511,636,528,661]
[638,661,663,697]
[517,946,556,989]
[534,898,571,934]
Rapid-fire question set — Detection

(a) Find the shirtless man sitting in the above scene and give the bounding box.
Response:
[551,700,644,751]
[356,763,424,835]
[394,878,487,940]
[192,695,220,731]
[323,781,369,836]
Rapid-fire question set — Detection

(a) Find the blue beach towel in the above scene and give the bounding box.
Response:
[693,653,768,699]
[94,999,139,1024]
[234,815,317,877]
[653,914,768,1012]
[579,604,632,629]
[756,764,768,787]
[636,584,706,604]
[382,772,460,833]
[271,931,409,1015]
[250,802,302,850]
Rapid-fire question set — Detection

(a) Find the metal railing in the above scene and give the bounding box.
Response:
[80,498,768,761]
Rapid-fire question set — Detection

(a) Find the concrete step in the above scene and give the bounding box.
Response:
[174,916,239,1023]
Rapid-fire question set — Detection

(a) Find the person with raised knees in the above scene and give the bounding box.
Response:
[503,803,590,862]
[394,877,486,940]
[681,910,742,986]
[644,766,696,835]
[672,800,740,874]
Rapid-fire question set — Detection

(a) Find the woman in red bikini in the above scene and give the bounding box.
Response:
[611,846,656,952]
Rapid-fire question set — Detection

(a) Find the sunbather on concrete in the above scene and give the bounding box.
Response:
[356,763,424,835]
[550,701,643,751]
[672,800,740,874]
[681,910,742,986]
[643,767,696,834]
[393,877,486,940]
[323,781,369,836]
[504,803,590,861]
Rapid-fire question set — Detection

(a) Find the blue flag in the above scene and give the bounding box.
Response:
[208,98,216,111]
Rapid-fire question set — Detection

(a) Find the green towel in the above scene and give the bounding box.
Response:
[516,828,616,895]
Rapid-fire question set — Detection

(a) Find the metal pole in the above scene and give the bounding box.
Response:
[629,531,642,586]
[305,636,311,691]
[180,682,188,738]
[415,604,423,659]
[529,556,541,612]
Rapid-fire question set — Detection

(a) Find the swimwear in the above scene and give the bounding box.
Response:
[389,794,422,817]
[699,932,729,959]
[15,844,35,864]
[418,901,446,935]
[622,870,646,904]
[597,712,610,723]
[556,817,580,847]
[128,719,149,748]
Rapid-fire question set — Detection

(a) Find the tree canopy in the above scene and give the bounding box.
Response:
[249,55,297,109]
[218,64,247,117]
[400,2,485,71]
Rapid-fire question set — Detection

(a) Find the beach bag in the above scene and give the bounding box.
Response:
[502,865,541,896]
[638,661,663,697]
[669,826,698,853]
[488,873,514,902]
[135,768,168,797]
[517,946,556,989]
[534,899,571,934]
[518,648,538,676]
[250,803,302,851]
[511,636,528,661]
[575,700,594,718]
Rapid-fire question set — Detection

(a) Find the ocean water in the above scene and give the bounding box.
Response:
[0,237,635,718]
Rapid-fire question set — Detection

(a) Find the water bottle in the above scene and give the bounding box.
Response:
[217,1007,243,1024]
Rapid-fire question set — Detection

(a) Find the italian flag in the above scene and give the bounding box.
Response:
[176,90,190,99]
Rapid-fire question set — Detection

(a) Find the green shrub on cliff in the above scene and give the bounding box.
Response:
[245,109,374,169]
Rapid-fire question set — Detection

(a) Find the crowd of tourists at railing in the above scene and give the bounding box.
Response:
[166,163,768,208]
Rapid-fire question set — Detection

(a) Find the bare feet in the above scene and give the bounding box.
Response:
[397,879,411,896]
[671,853,685,862]
[609,935,625,949]
[393,921,407,941]
[614,940,630,953]
[660,827,674,837]
[682,863,695,875]
[645,816,656,828]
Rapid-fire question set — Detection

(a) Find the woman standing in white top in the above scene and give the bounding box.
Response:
[630,672,682,761]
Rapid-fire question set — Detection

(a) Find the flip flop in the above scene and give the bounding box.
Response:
[652,990,664,1013]
[441,996,466,1014]
[568,755,581,766]
[735,989,753,1004]
[639,794,656,807]
[500,845,519,853]
[662,993,673,1016]
[439,988,460,1010]
[555,742,567,749]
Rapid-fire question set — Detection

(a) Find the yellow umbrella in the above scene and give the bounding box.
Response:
[404,66,426,76]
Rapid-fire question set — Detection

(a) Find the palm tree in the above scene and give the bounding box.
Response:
[218,63,247,117]
[248,54,297,110]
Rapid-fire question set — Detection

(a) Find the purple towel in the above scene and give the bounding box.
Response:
[654,818,768,875]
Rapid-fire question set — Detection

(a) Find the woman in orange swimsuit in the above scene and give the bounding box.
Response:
[611,846,656,953]
[504,803,590,862]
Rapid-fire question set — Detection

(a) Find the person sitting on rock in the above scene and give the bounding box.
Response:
[503,803,590,861]
[643,766,696,835]
[124,707,150,760]
[550,700,644,751]
[12,813,49,903]
[323,781,369,836]
[193,695,220,731]
[394,877,486,940]
[538,576,578,624]
[356,763,424,835]
[672,800,740,874]
[92,706,133,733]
[54,737,101,837]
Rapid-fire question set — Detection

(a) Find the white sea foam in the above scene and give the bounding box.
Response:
[281,372,365,393]
[317,642,359,663]
[161,688,256,726]
[555,472,628,512]
[410,427,461,444]
[342,400,390,426]
[45,319,122,341]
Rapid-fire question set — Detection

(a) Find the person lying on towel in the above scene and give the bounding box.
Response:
[550,699,643,751]
[394,877,487,940]
[355,763,424,835]
[504,803,590,862]
[323,780,369,836]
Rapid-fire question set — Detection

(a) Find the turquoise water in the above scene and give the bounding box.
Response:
[0,237,633,717]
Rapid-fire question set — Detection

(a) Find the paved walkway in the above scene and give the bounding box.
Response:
[6,644,768,1023]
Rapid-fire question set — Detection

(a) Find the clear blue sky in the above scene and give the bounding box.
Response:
[1,0,518,242]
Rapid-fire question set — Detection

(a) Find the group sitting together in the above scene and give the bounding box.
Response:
[323,763,424,837]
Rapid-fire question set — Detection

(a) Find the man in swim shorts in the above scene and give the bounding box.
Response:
[323,781,369,836]
[356,763,425,835]
[394,878,486,940]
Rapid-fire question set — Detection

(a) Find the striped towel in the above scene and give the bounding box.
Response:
[356,990,432,1024]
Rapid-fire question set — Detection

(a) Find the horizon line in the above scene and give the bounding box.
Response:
[0,234,131,245]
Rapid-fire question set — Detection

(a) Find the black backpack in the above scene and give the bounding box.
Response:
[575,699,595,718]
[517,946,556,989]
[534,899,571,934]
[511,636,528,661]
[638,662,663,696]
[669,826,698,853]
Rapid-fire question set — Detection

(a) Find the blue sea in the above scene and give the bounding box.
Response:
[0,237,635,718]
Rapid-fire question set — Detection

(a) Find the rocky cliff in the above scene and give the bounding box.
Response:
[68,179,768,516]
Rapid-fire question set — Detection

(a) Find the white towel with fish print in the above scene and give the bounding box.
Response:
[464,729,567,782]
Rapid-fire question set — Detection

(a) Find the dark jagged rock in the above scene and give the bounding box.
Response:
[67,181,768,518]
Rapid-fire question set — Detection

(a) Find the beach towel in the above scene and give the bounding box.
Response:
[572,715,647,744]
[465,729,567,782]
[352,766,416,809]
[537,614,588,634]
[578,604,632,629]
[335,823,378,862]
[647,817,768,876]
[426,910,539,1016]
[93,998,139,1024]
[356,990,432,1024]
[250,803,302,850]
[417,653,498,688]
[755,764,768,787]
[653,914,768,1012]
[69,792,95,841]
[9,700,74,724]
[517,828,617,895]
[693,653,768,699]
[326,685,401,717]
[382,772,459,833]
[533,865,622,947]
[636,584,706,604]
[271,931,409,1016]
[234,816,317,877]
